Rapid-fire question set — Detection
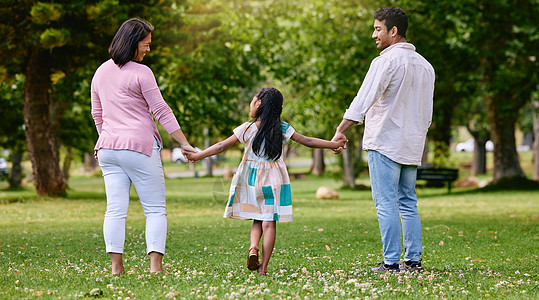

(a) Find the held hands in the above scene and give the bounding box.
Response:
[180,144,199,163]
[331,132,348,154]
[331,137,347,150]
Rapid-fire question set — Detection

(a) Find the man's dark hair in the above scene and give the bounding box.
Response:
[374,7,407,38]
[109,18,154,67]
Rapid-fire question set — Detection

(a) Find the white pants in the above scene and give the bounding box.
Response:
[97,140,166,255]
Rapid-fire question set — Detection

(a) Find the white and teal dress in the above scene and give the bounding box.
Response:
[223,121,295,222]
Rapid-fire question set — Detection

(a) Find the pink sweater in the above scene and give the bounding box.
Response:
[91,59,180,157]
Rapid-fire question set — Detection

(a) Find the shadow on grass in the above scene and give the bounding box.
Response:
[339,184,371,191]
[0,186,108,204]
[478,176,539,191]
[414,176,539,199]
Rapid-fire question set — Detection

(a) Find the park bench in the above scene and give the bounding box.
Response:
[416,167,458,193]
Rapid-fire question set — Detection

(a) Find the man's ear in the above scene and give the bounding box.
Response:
[391,26,398,37]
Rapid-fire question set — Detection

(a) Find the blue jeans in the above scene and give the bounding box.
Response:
[368,150,422,264]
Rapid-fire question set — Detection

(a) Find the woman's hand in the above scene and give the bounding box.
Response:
[181,145,198,163]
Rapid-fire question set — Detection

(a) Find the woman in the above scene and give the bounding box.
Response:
[91,18,194,274]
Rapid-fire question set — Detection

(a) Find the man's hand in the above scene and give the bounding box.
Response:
[331,132,348,154]
[331,119,358,154]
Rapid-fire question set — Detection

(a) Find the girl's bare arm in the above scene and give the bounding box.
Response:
[187,134,239,162]
[290,132,346,149]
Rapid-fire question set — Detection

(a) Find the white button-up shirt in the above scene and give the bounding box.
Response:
[343,43,435,166]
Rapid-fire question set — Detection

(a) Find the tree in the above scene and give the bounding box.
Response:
[0,1,187,195]
[394,0,480,169]
[52,70,99,181]
[398,0,537,184]
[472,0,537,182]
[241,0,377,185]
[156,0,268,176]
[532,97,539,180]
[0,75,26,188]
[456,93,491,175]
[0,1,103,196]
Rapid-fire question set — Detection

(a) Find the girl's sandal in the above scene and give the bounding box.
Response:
[246,246,260,270]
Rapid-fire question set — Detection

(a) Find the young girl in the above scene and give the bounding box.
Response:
[185,87,345,275]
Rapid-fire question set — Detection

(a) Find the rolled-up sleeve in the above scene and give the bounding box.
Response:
[139,67,181,134]
[343,56,394,123]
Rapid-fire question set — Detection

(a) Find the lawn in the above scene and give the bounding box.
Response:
[0,152,538,299]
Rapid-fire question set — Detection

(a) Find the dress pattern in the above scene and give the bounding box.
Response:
[223,121,295,222]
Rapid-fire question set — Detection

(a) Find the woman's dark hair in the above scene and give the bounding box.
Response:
[250,87,284,161]
[374,7,407,38]
[109,18,154,67]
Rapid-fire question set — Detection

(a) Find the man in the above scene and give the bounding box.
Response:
[332,7,434,272]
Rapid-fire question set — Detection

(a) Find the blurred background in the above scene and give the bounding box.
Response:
[0,0,537,196]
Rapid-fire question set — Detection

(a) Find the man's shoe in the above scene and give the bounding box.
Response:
[401,260,422,272]
[370,261,400,273]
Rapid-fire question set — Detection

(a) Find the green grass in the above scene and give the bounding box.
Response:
[1,155,538,299]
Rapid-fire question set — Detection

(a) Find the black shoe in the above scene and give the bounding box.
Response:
[401,260,422,271]
[370,261,400,273]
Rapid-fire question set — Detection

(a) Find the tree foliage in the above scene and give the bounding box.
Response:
[157,0,264,148]
[0,0,537,193]
[0,0,189,196]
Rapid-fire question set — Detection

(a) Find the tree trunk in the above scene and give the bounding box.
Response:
[356,139,365,173]
[532,100,539,180]
[472,137,487,175]
[485,95,525,182]
[204,127,213,177]
[282,143,291,165]
[421,138,429,166]
[62,146,73,182]
[24,49,66,196]
[9,150,23,188]
[84,153,97,172]
[310,148,325,176]
[342,147,355,188]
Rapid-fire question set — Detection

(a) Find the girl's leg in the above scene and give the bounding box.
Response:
[250,220,263,250]
[259,221,276,275]
[247,220,262,270]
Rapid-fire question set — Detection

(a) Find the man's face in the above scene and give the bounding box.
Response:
[372,19,392,50]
